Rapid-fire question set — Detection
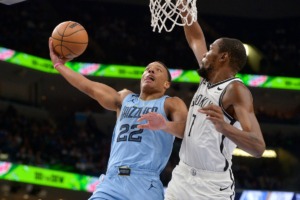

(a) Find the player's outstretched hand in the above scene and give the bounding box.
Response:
[137,112,167,130]
[198,104,227,133]
[48,37,72,66]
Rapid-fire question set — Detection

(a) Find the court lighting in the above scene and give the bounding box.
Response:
[243,44,249,56]
[233,148,277,158]
[0,153,9,160]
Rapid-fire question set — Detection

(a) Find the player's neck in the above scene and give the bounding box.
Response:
[139,92,165,101]
[207,69,235,84]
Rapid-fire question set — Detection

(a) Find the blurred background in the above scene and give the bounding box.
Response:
[0,0,299,199]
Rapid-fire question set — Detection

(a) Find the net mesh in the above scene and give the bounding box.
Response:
[149,0,197,33]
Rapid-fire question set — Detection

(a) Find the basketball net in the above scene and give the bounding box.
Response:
[149,0,197,33]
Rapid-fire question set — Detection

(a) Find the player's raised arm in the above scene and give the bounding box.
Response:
[48,38,123,111]
[181,1,207,67]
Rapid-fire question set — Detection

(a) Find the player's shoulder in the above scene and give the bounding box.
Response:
[225,80,253,102]
[164,96,187,111]
[118,89,134,101]
[227,80,250,94]
[165,96,185,104]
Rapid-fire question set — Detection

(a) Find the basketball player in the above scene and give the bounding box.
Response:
[48,38,188,200]
[162,6,266,200]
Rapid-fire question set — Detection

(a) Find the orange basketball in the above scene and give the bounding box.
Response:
[51,21,88,59]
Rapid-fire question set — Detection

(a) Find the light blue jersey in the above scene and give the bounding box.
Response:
[89,93,175,200]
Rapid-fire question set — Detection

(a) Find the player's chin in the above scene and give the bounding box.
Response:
[142,83,157,92]
[142,80,155,87]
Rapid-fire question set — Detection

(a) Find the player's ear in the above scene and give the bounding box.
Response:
[164,81,171,89]
[219,52,229,63]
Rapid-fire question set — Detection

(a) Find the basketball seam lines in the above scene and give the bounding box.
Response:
[60,21,72,58]
[60,29,87,37]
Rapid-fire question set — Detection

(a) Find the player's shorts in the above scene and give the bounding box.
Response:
[88,166,164,200]
[164,161,235,200]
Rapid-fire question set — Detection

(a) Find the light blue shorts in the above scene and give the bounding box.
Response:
[88,167,164,200]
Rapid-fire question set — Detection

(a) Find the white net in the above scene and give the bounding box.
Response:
[149,0,197,33]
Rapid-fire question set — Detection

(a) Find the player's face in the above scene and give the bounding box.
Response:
[141,62,170,92]
[199,40,221,80]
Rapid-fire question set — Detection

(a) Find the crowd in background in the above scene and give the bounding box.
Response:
[0,0,300,193]
[0,0,299,77]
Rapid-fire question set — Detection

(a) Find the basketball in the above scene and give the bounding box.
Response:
[51,21,88,59]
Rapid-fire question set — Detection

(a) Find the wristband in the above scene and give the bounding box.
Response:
[54,62,63,69]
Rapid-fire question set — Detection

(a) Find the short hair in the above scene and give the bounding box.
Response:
[155,61,172,82]
[218,38,247,72]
